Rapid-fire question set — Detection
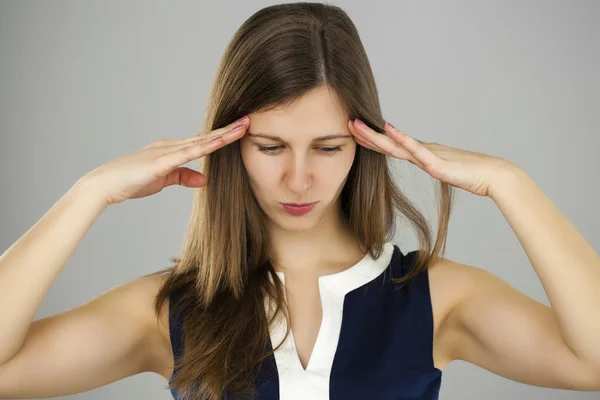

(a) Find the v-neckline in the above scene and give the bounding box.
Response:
[269,243,394,374]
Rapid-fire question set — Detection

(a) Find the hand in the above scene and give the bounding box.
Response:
[348,118,516,197]
[79,116,249,206]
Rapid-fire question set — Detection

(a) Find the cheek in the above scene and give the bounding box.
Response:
[240,151,277,191]
[325,149,355,184]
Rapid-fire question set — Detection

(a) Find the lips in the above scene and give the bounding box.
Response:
[281,201,318,216]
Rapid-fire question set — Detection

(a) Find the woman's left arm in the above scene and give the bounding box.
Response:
[348,118,600,390]
[487,164,600,369]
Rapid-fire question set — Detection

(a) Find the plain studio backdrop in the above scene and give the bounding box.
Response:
[0,0,598,399]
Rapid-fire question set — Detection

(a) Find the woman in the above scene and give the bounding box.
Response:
[0,2,598,400]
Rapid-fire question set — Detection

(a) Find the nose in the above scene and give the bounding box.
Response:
[283,153,312,194]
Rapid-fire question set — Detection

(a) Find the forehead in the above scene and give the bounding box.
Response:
[247,86,349,139]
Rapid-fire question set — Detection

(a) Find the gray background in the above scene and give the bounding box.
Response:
[1,0,598,399]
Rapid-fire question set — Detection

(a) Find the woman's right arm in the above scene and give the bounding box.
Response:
[0,115,250,398]
[0,180,108,367]
[0,180,174,398]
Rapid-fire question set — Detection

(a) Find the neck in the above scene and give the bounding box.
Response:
[268,207,364,277]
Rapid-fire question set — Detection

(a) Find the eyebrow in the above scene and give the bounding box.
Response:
[246,132,352,142]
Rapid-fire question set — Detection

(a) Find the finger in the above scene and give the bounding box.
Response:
[181,122,248,148]
[145,116,249,149]
[156,124,245,174]
[383,123,438,169]
[178,116,249,145]
[164,167,207,188]
[164,124,247,155]
[349,119,391,154]
[354,119,422,162]
[350,120,425,167]
[349,119,398,155]
[353,135,379,152]
[154,137,225,175]
[354,134,423,167]
[145,135,216,156]
[348,120,383,152]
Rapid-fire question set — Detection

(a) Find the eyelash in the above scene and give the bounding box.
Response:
[257,145,343,156]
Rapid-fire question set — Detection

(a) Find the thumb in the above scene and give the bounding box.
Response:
[164,167,207,188]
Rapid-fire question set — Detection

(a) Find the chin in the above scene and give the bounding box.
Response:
[266,207,324,232]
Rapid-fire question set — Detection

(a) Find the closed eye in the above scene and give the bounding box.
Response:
[257,145,343,156]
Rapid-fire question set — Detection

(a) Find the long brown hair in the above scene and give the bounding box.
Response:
[145,2,455,399]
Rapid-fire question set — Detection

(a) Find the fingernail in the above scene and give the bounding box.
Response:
[234,115,249,125]
[355,119,367,129]
[385,122,396,129]
[211,136,224,142]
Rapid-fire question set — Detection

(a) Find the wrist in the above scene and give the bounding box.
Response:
[487,159,530,200]
[70,175,111,211]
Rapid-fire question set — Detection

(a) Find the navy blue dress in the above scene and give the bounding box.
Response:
[169,242,442,399]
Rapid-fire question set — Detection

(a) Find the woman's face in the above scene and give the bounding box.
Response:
[239,86,357,232]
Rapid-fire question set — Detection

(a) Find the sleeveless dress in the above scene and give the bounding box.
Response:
[168,242,442,399]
